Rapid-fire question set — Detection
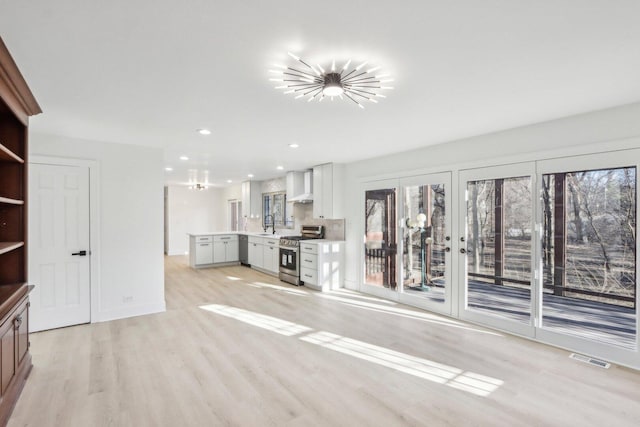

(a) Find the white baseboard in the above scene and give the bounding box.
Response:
[343,279,358,291]
[96,300,166,323]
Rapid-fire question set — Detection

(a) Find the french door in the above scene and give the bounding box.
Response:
[458,163,536,337]
[398,173,453,314]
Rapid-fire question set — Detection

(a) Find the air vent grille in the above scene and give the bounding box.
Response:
[569,353,611,369]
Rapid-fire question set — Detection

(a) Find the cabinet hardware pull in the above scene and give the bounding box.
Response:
[460,248,466,254]
[71,250,88,256]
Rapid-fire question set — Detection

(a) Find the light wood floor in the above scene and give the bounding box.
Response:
[9,256,640,426]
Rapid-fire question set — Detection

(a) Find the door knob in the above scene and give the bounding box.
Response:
[71,250,88,256]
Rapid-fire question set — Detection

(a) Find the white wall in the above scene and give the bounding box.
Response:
[30,132,166,322]
[165,185,225,255]
[342,101,640,287]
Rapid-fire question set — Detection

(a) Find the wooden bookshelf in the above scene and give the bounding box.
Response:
[0,142,24,163]
[0,36,41,426]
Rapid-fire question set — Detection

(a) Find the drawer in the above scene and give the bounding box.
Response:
[248,236,263,244]
[264,238,279,246]
[300,267,317,285]
[214,234,238,242]
[300,242,318,254]
[195,235,212,243]
[300,252,317,269]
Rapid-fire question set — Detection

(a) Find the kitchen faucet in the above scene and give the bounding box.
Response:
[264,214,276,234]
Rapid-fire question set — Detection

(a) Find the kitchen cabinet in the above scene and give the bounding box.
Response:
[312,163,344,219]
[248,236,264,269]
[189,234,239,267]
[241,181,262,219]
[262,237,280,274]
[0,38,40,425]
[300,240,345,291]
[190,236,214,266]
[213,235,239,263]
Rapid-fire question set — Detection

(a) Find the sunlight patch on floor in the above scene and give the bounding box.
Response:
[199,303,503,397]
[317,293,503,336]
[246,281,309,296]
[200,304,312,336]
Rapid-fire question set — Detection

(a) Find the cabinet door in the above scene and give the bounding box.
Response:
[213,241,226,263]
[262,245,278,273]
[16,300,29,366]
[195,242,214,265]
[249,243,264,268]
[0,316,15,395]
[226,240,239,262]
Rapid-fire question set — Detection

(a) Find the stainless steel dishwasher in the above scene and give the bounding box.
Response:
[239,234,249,265]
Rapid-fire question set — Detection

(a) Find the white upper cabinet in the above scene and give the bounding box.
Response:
[241,180,262,219]
[312,163,344,219]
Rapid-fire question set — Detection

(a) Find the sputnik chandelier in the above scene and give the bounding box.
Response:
[269,52,394,108]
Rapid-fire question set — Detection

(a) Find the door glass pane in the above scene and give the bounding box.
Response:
[403,184,446,303]
[466,176,532,322]
[364,188,397,290]
[541,167,636,349]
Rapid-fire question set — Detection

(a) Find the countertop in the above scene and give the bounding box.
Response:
[187,231,297,238]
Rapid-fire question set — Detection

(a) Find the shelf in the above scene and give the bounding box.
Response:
[0,143,24,163]
[0,242,24,256]
[0,196,23,205]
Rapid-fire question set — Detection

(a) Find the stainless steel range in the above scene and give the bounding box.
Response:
[279,225,324,286]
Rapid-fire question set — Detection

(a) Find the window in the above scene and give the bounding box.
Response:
[262,192,288,228]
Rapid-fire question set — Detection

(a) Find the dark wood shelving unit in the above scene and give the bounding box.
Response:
[0,36,41,426]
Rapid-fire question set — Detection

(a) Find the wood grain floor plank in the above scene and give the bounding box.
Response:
[8,256,640,426]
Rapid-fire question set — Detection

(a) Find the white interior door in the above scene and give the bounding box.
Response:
[28,163,91,332]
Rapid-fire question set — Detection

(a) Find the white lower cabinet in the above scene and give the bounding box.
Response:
[262,238,280,274]
[189,234,239,267]
[299,240,344,291]
[248,237,264,269]
[213,235,239,263]
[249,236,279,274]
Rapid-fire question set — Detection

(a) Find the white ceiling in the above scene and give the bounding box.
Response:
[1,1,640,186]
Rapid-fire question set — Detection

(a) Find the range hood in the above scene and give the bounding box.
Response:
[287,170,313,203]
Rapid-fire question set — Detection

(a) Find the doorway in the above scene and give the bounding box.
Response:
[28,157,98,332]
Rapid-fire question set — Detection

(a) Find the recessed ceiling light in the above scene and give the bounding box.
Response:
[165,167,173,172]
[289,143,299,148]
[247,173,254,178]
[226,179,232,183]
[276,166,284,170]
[197,128,211,135]
[180,156,189,161]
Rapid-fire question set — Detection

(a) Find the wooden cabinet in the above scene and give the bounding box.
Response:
[0,37,41,425]
[312,163,344,219]
[300,241,345,291]
[241,181,262,219]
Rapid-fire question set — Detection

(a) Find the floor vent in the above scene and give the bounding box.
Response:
[569,353,611,369]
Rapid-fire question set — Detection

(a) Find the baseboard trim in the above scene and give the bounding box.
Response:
[96,301,166,323]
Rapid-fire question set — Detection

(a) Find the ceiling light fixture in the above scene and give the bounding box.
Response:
[247,173,254,178]
[197,128,211,135]
[270,52,394,108]
[189,183,208,191]
[165,167,173,172]
[288,143,299,148]
[180,156,189,161]
[276,165,284,170]
[226,179,232,183]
